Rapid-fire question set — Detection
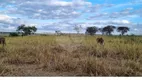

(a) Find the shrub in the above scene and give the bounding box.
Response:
[9,32,19,37]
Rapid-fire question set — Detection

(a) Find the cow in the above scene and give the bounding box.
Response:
[0,37,6,47]
[96,37,104,45]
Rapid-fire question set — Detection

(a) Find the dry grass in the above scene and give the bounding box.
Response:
[0,35,142,76]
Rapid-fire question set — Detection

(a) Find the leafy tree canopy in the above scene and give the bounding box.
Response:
[17,24,37,36]
[117,26,129,35]
[86,26,98,35]
[102,25,116,35]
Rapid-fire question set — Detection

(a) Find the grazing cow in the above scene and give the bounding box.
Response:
[96,37,104,45]
[0,37,6,47]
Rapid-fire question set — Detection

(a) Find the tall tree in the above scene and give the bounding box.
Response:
[103,25,116,35]
[17,24,37,36]
[117,26,129,35]
[85,26,98,35]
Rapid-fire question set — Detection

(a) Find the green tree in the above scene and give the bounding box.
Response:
[102,25,116,35]
[17,24,37,36]
[85,26,98,35]
[30,26,37,34]
[16,24,25,32]
[117,26,129,35]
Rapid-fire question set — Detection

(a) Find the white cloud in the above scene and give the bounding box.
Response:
[84,4,114,13]
[109,20,131,25]
[0,14,13,23]
[134,28,138,31]
[0,14,27,32]
[0,14,11,20]
[3,0,91,19]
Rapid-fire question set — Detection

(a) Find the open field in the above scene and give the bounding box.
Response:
[0,35,142,76]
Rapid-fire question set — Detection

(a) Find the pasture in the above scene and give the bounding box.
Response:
[0,35,142,76]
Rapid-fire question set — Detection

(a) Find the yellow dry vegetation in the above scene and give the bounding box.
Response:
[0,35,142,76]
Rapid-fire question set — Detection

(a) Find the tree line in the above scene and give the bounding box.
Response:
[86,25,130,36]
[9,24,130,36]
[10,24,37,36]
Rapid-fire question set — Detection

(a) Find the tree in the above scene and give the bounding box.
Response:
[98,28,105,35]
[16,24,25,36]
[117,26,129,35]
[55,30,62,35]
[102,25,116,35]
[85,26,98,35]
[16,24,25,32]
[30,26,37,34]
[74,25,82,34]
[17,24,37,36]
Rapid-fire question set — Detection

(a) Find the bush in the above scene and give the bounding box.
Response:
[9,32,19,37]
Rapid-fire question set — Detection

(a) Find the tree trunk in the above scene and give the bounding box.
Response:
[109,32,111,35]
[122,31,125,35]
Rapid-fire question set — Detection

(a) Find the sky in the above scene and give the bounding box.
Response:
[0,0,142,34]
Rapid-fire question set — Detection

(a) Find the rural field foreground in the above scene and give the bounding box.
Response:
[0,35,142,76]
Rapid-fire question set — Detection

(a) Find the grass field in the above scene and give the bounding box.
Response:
[0,35,142,76]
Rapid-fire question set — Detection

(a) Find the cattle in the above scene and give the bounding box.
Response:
[0,37,6,47]
[96,37,104,45]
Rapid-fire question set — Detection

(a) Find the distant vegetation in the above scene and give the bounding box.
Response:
[16,24,37,36]
[74,25,83,34]
[9,32,19,37]
[85,25,130,36]
[85,26,98,35]
[2,24,130,36]
[117,27,130,35]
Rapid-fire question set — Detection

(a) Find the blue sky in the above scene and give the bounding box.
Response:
[0,0,142,34]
